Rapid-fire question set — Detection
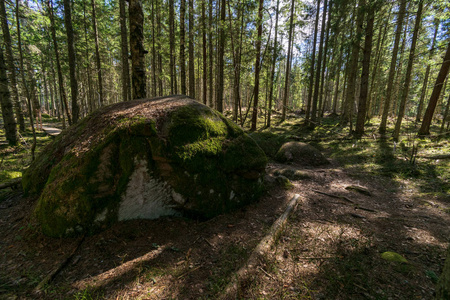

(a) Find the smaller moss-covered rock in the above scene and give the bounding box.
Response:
[437,245,450,300]
[273,168,310,181]
[381,251,408,263]
[275,142,329,166]
[276,175,294,190]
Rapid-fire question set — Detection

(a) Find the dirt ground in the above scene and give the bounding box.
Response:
[0,148,449,299]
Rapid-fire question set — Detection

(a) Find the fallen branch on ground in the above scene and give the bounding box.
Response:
[34,235,85,294]
[219,194,301,300]
[312,190,354,204]
[418,154,450,159]
[0,177,22,190]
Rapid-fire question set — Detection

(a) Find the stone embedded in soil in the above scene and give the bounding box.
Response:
[275,141,329,166]
[22,95,267,237]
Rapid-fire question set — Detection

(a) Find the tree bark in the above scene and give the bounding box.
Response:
[379,0,406,134]
[355,1,374,138]
[208,0,213,106]
[418,42,450,136]
[319,0,333,118]
[250,0,263,131]
[216,0,225,112]
[282,0,295,121]
[0,0,25,132]
[416,19,439,123]
[180,0,187,95]
[393,0,423,141]
[267,0,280,128]
[64,0,79,122]
[119,0,131,101]
[202,0,207,104]
[306,0,321,123]
[169,0,175,94]
[188,0,195,98]
[0,47,17,145]
[340,0,364,128]
[91,0,104,105]
[47,0,72,125]
[129,0,147,99]
[311,0,328,126]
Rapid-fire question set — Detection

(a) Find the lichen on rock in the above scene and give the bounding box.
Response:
[23,95,267,237]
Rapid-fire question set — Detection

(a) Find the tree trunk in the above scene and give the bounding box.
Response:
[379,0,406,134]
[129,0,147,99]
[418,42,450,136]
[188,0,195,98]
[208,0,213,106]
[202,0,207,104]
[0,47,17,145]
[151,0,157,96]
[250,0,263,131]
[393,0,423,141]
[180,0,187,95]
[306,0,321,123]
[416,19,439,123]
[282,0,295,121]
[47,0,72,125]
[91,0,104,105]
[267,0,280,128]
[341,0,364,128]
[216,0,225,112]
[64,0,79,122]
[169,0,175,94]
[311,0,328,126]
[318,0,332,119]
[355,1,374,138]
[120,0,131,101]
[0,0,25,132]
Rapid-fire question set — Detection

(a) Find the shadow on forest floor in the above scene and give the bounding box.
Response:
[0,113,449,299]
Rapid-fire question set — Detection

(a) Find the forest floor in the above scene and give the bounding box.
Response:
[0,113,449,299]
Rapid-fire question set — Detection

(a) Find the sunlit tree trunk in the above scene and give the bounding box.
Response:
[0,0,25,132]
[180,0,187,95]
[250,0,263,131]
[64,0,79,122]
[379,0,406,134]
[188,0,195,98]
[91,0,103,105]
[282,0,295,121]
[393,0,423,141]
[202,0,207,104]
[418,42,450,136]
[267,0,280,128]
[0,47,17,145]
[169,0,175,94]
[216,0,225,112]
[306,0,321,123]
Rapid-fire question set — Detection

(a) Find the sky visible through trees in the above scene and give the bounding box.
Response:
[0,0,450,145]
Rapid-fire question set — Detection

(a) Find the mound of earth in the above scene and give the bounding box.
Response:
[22,95,267,237]
[275,141,329,166]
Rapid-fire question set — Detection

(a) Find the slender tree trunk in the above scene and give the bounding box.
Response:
[188,0,195,98]
[180,0,187,95]
[341,0,364,128]
[355,1,374,137]
[332,44,343,114]
[250,0,263,131]
[151,0,157,96]
[418,42,450,136]
[208,0,213,106]
[311,0,328,126]
[129,0,147,99]
[216,0,225,112]
[379,0,406,134]
[91,0,104,105]
[267,0,280,128]
[156,1,163,95]
[281,0,295,121]
[0,0,25,132]
[202,0,207,104]
[64,0,79,122]
[416,19,439,122]
[0,47,17,145]
[440,92,450,134]
[306,0,321,123]
[83,1,94,112]
[47,0,72,125]
[169,0,175,94]
[393,0,423,141]
[318,0,332,119]
[120,0,131,101]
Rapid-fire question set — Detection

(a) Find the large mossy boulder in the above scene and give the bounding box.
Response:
[23,96,267,237]
[275,141,329,166]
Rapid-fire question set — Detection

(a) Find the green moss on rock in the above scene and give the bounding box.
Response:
[23,96,267,237]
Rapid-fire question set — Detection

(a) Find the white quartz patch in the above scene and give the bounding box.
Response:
[118,158,180,221]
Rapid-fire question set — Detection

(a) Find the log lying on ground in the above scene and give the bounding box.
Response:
[0,177,22,190]
[219,194,301,300]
